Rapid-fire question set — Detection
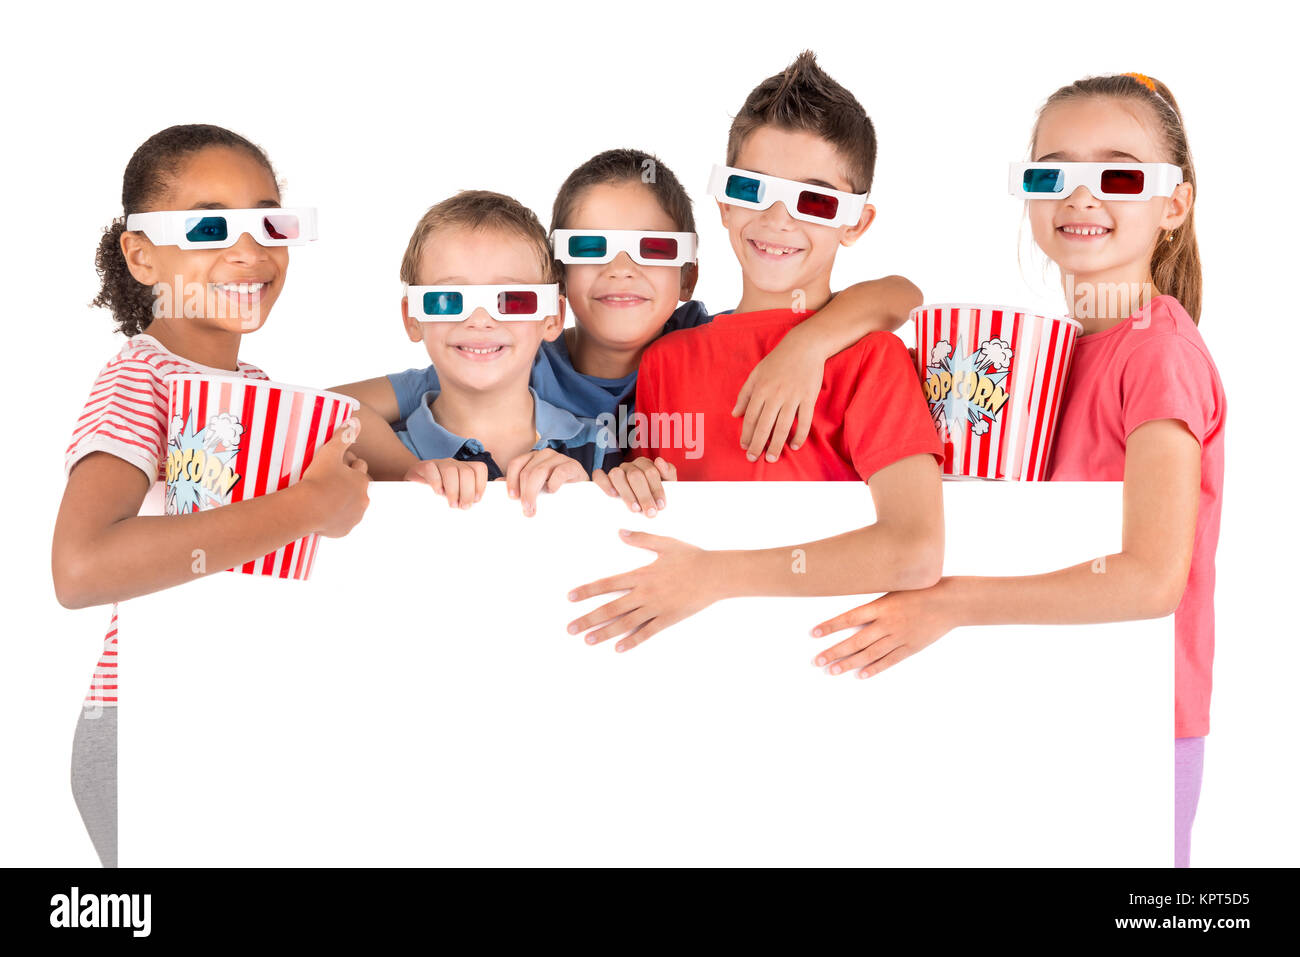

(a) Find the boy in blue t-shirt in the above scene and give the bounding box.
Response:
[335,190,618,516]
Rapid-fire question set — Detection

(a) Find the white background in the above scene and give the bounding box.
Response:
[0,0,1295,867]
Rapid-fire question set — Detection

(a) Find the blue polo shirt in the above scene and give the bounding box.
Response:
[396,386,619,478]
[388,300,713,426]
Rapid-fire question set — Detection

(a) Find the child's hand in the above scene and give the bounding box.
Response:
[810,581,956,678]
[566,530,727,651]
[404,458,489,509]
[592,457,675,516]
[731,326,824,463]
[299,418,371,537]
[504,448,586,516]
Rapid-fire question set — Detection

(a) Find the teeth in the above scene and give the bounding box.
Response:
[214,282,265,293]
[458,346,503,355]
[754,240,798,256]
[1061,226,1109,236]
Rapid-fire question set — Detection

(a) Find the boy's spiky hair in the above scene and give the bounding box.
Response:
[726,50,877,196]
[400,190,557,285]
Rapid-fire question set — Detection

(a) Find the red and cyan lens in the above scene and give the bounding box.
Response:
[1100,169,1145,195]
[498,291,539,315]
[638,236,679,260]
[796,190,839,220]
[263,214,300,240]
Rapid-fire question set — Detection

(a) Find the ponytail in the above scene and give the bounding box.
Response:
[1143,76,1202,323]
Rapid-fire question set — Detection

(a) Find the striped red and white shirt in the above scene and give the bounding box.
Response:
[65,334,269,706]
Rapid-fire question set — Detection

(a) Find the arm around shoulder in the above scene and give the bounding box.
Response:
[797,274,925,358]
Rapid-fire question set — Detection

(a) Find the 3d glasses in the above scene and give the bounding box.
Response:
[551,229,698,268]
[405,284,560,322]
[125,208,318,249]
[707,165,868,228]
[1008,163,1183,201]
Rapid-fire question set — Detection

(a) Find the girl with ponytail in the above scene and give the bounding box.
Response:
[808,73,1225,868]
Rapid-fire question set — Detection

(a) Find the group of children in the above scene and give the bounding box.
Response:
[53,54,1225,870]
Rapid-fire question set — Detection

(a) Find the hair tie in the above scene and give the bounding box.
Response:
[1124,72,1158,93]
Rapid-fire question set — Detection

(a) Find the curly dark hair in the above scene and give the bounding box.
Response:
[92,125,279,337]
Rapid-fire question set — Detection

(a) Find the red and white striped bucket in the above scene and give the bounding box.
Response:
[912,304,1080,481]
[164,375,355,579]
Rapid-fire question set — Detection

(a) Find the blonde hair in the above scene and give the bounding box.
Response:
[399,190,557,285]
[1031,73,1203,322]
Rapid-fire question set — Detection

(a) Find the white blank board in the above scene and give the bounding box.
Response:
[121,481,1171,866]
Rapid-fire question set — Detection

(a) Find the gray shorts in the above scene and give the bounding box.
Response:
[71,706,117,868]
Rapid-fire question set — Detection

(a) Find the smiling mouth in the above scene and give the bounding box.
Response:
[749,239,803,258]
[595,294,650,307]
[209,282,269,309]
[1058,225,1112,238]
[212,281,267,292]
[452,344,507,357]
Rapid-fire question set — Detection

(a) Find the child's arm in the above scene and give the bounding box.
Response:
[329,377,422,481]
[811,419,1201,676]
[566,452,943,651]
[52,425,369,609]
[733,275,923,462]
[332,375,401,421]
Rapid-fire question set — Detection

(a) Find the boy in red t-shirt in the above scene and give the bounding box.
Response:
[633,72,940,480]
[568,52,945,651]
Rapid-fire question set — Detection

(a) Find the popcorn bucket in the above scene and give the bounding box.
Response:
[912,304,1080,481]
[164,375,355,579]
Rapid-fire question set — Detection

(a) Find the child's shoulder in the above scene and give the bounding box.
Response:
[103,334,267,381]
[835,327,911,368]
[663,299,713,334]
[111,334,172,367]
[1114,295,1192,340]
[1123,297,1219,370]
[818,329,917,398]
[1112,297,1225,407]
[860,328,911,353]
[1140,295,1193,335]
[642,321,708,364]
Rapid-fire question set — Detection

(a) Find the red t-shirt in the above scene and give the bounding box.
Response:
[634,308,943,481]
[1047,296,1225,738]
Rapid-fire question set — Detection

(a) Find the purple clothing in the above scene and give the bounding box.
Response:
[1175,736,1205,868]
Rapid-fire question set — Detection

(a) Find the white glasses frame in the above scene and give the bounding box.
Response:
[125,208,319,249]
[707,164,868,228]
[551,229,698,268]
[1008,163,1184,202]
[404,284,561,322]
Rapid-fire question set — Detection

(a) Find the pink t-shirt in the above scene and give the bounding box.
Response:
[1047,296,1225,737]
